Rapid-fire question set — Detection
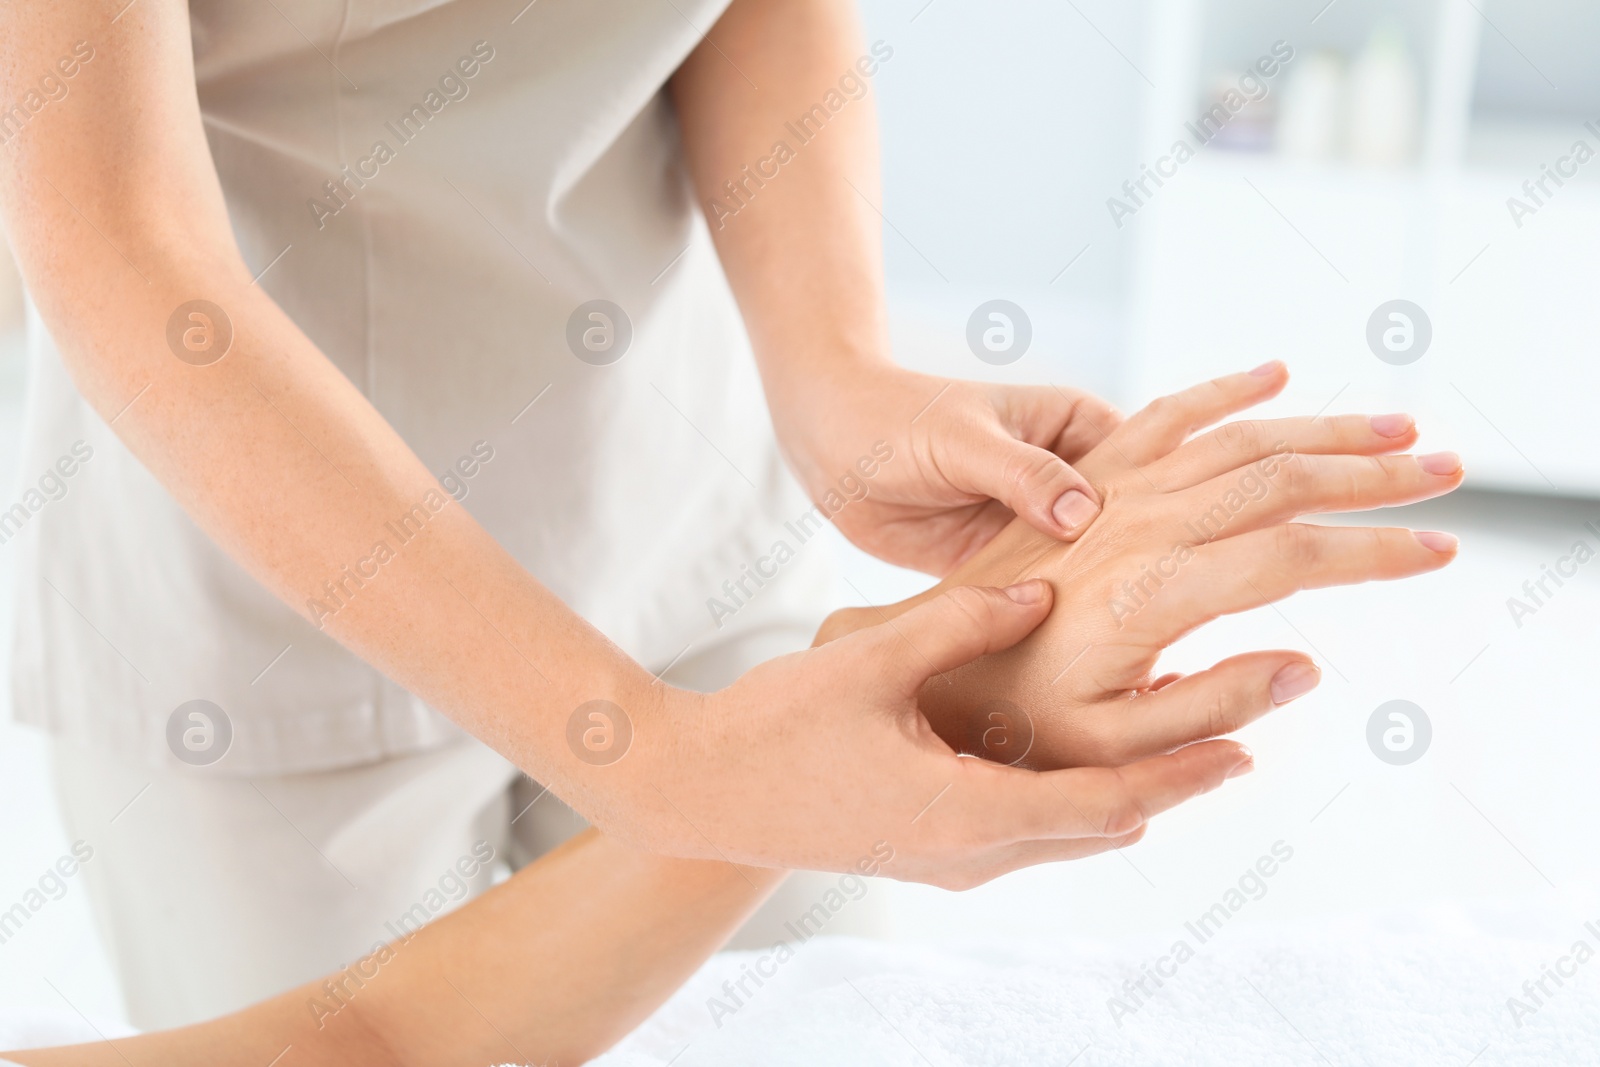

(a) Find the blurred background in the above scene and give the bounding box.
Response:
[2,0,1597,1029]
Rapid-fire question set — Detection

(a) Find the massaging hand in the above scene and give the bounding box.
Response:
[770,361,1123,574]
[570,583,1253,890]
[817,363,1464,770]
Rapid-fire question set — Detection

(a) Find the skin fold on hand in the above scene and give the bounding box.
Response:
[816,363,1465,770]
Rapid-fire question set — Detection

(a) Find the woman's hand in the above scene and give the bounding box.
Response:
[817,363,1464,770]
[770,362,1124,575]
[571,580,1252,890]
[672,0,1122,577]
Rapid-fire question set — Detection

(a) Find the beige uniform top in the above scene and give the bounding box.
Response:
[10,0,812,774]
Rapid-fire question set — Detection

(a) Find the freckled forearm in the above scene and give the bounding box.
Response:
[4,833,781,1066]
[0,0,661,804]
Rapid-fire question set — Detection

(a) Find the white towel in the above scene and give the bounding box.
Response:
[3,909,1592,1065]
[589,904,1600,1066]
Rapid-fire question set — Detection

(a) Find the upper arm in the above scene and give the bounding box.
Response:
[0,0,246,311]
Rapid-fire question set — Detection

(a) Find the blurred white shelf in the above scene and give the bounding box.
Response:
[1126,0,1598,497]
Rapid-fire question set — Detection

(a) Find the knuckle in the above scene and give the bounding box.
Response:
[1369,526,1399,557]
[942,585,998,629]
[1102,768,1152,837]
[1274,522,1321,567]
[1215,419,1265,456]
[1115,824,1149,848]
[1078,395,1125,434]
[936,867,985,892]
[1196,688,1239,739]
[1102,797,1146,839]
[815,605,874,644]
[1375,453,1408,480]
[1274,452,1313,494]
[1142,394,1179,424]
[999,447,1059,498]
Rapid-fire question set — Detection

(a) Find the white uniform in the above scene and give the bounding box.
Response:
[12,0,863,1028]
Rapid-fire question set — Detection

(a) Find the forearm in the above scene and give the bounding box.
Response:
[25,244,647,788]
[7,833,782,1066]
[0,3,653,801]
[671,0,894,471]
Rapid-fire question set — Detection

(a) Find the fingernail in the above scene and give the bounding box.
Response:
[1226,749,1256,779]
[1418,451,1461,475]
[1269,662,1320,705]
[1051,488,1099,532]
[1249,360,1281,376]
[1003,580,1046,604]
[1369,413,1414,438]
[1413,530,1459,553]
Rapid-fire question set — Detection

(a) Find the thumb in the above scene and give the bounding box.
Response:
[867,581,1052,697]
[949,433,1102,541]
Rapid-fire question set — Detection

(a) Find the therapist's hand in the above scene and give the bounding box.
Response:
[568,581,1252,889]
[816,364,1465,770]
[770,361,1124,575]
[671,0,1118,575]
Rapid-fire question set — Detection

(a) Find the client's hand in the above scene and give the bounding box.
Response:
[590,580,1252,890]
[817,363,1464,770]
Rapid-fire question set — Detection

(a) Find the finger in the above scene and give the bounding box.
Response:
[1084,363,1288,478]
[863,581,1054,697]
[1118,524,1459,643]
[1036,385,1125,463]
[1088,652,1319,763]
[1164,452,1464,542]
[963,825,1150,886]
[1141,413,1419,492]
[971,738,1252,846]
[942,430,1104,540]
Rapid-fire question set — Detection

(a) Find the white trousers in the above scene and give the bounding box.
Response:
[49,559,886,1030]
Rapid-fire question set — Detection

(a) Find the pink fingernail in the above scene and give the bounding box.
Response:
[1249,360,1281,377]
[1004,580,1046,604]
[1270,662,1320,705]
[1051,489,1098,532]
[1226,749,1256,779]
[1413,530,1459,553]
[1369,413,1414,438]
[1418,451,1462,475]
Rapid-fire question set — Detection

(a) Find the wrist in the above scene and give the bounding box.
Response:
[762,355,915,492]
[755,334,897,417]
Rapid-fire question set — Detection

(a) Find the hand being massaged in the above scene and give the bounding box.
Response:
[815,361,1464,771]
[578,363,1461,890]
